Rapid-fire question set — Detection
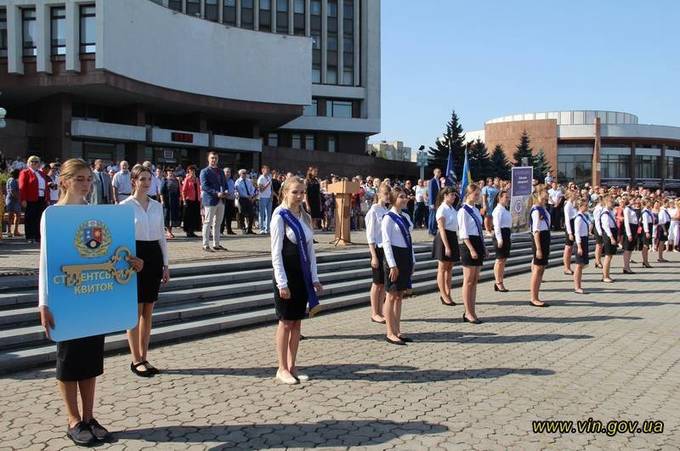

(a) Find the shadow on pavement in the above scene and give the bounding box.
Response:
[301,331,592,344]
[403,315,641,324]
[115,419,449,448]
[480,300,678,308]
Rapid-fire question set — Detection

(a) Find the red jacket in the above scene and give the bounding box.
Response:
[18,168,50,203]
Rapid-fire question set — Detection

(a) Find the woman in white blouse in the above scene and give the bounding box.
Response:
[529,191,551,307]
[621,198,637,274]
[432,187,459,306]
[573,199,590,294]
[381,186,416,345]
[365,183,391,324]
[599,196,618,283]
[457,184,487,324]
[639,199,654,268]
[492,190,512,292]
[655,199,671,262]
[121,165,170,378]
[562,191,577,275]
[271,177,323,384]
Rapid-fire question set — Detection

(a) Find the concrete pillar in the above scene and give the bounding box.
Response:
[7,5,23,74]
[630,143,636,185]
[236,0,241,26]
[288,0,294,34]
[321,0,327,83]
[253,0,259,30]
[660,145,667,190]
[305,0,311,36]
[592,116,601,187]
[65,1,80,72]
[36,3,51,73]
[353,0,359,86]
[337,0,343,84]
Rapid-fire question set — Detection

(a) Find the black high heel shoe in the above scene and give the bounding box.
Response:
[623,269,635,274]
[642,263,652,268]
[462,313,482,324]
[494,283,509,293]
[440,296,455,306]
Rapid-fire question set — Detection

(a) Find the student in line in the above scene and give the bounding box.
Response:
[271,177,323,384]
[592,197,604,268]
[529,191,551,307]
[562,191,577,275]
[656,199,671,262]
[381,186,416,345]
[599,196,618,283]
[365,183,391,323]
[432,187,460,306]
[622,198,638,274]
[39,159,143,446]
[492,190,512,292]
[639,199,654,268]
[573,199,590,294]
[458,184,486,323]
[122,165,170,378]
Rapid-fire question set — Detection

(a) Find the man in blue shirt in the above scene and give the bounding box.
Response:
[481,177,500,234]
[199,152,228,252]
[427,168,441,235]
[220,167,237,235]
[235,169,256,235]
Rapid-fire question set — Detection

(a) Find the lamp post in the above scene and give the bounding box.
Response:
[416,145,427,180]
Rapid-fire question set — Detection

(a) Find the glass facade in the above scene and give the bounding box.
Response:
[79,5,96,54]
[51,7,66,56]
[292,133,301,149]
[303,100,318,116]
[311,0,322,83]
[267,133,278,147]
[205,0,219,21]
[276,0,288,34]
[557,154,592,185]
[601,154,630,179]
[305,134,315,150]
[22,8,37,57]
[328,136,336,152]
[258,0,271,31]
[169,0,183,12]
[326,0,338,84]
[224,0,237,25]
[342,0,354,85]
[241,0,254,29]
[186,0,201,16]
[293,0,305,35]
[330,100,352,118]
[635,155,660,179]
[1,9,8,58]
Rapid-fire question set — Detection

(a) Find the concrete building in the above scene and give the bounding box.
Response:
[0,0,416,176]
[366,140,411,162]
[470,110,680,188]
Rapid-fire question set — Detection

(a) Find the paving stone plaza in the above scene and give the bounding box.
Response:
[1,250,679,450]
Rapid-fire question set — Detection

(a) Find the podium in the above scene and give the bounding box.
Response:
[327,180,361,246]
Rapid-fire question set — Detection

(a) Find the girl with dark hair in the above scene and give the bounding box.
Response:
[622,198,637,274]
[492,190,512,292]
[639,199,654,268]
[573,199,590,294]
[457,184,486,323]
[432,187,459,306]
[304,167,323,229]
[529,191,551,307]
[5,169,22,237]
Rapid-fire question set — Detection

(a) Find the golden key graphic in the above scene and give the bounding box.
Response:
[61,246,135,287]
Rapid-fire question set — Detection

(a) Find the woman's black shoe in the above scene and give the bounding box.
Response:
[398,335,413,343]
[462,314,482,324]
[529,301,549,308]
[385,336,406,345]
[86,418,113,443]
[440,296,455,306]
[131,362,154,378]
[494,284,509,293]
[371,318,386,324]
[623,269,635,274]
[66,422,96,446]
[142,360,160,375]
[594,263,603,268]
[642,263,652,268]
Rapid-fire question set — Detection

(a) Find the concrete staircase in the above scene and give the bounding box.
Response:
[0,233,580,373]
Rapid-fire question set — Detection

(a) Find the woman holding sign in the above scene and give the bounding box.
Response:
[39,158,143,446]
[381,186,416,345]
[529,191,551,307]
[458,184,487,324]
[122,165,170,378]
[271,177,323,384]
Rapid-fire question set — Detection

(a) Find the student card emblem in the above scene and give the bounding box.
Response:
[75,220,112,257]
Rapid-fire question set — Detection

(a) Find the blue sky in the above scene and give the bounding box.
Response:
[374,0,680,148]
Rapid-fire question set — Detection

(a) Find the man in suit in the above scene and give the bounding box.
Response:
[200,152,228,252]
[89,159,112,205]
[427,168,441,235]
[220,167,237,235]
[235,169,256,235]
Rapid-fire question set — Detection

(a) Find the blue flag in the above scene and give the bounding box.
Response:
[445,149,456,186]
[459,149,472,199]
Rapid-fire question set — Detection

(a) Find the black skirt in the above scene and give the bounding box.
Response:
[384,245,414,292]
[565,219,576,246]
[640,229,652,247]
[56,335,105,382]
[459,235,485,267]
[273,236,309,321]
[594,228,603,245]
[432,230,460,262]
[532,230,551,266]
[493,227,512,259]
[575,236,589,265]
[371,246,386,285]
[603,229,618,256]
[623,227,638,251]
[136,240,164,303]
[656,224,668,242]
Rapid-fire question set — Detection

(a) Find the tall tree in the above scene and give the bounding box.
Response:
[468,138,492,181]
[428,110,466,178]
[513,130,533,166]
[490,144,511,180]
[532,148,552,181]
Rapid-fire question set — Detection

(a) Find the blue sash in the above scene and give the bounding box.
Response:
[577,213,590,225]
[278,209,320,317]
[641,209,652,225]
[387,211,413,288]
[531,206,551,230]
[463,204,483,237]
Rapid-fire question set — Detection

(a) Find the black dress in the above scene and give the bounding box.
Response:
[532,230,551,266]
[371,247,386,285]
[273,236,309,320]
[56,335,105,382]
[306,178,323,220]
[161,178,182,228]
[136,240,163,303]
[384,246,414,292]
[575,236,589,265]
[603,228,619,256]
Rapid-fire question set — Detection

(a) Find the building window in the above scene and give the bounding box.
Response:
[636,155,659,179]
[51,7,66,56]
[205,0,219,21]
[311,0,321,83]
[292,134,302,149]
[168,0,183,11]
[303,99,318,116]
[79,5,96,54]
[242,0,254,29]
[276,0,288,33]
[557,154,591,186]
[22,8,37,57]
[1,9,8,58]
[223,0,236,25]
[267,133,278,147]
[601,155,630,179]
[328,136,336,153]
[258,0,271,31]
[330,100,352,118]
[186,0,201,16]
[342,0,354,85]
[326,0,338,84]
[305,134,315,150]
[293,0,305,35]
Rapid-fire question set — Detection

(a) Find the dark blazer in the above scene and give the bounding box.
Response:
[199,166,227,207]
[427,177,439,207]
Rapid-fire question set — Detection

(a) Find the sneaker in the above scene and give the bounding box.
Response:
[66,421,96,446]
[87,418,113,442]
[202,245,214,253]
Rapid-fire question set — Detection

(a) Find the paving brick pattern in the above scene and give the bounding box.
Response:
[1,253,679,450]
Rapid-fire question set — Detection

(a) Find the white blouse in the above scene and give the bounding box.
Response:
[381,209,416,268]
[623,206,638,238]
[600,208,617,240]
[593,205,603,235]
[120,197,169,266]
[492,204,511,241]
[270,205,319,289]
[530,207,551,233]
[658,208,671,225]
[365,204,389,247]
[564,200,577,235]
[574,213,589,244]
[457,204,483,240]
[436,203,458,232]
[640,209,654,234]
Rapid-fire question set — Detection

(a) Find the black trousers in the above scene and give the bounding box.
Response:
[220,199,236,233]
[238,198,255,232]
[25,199,46,241]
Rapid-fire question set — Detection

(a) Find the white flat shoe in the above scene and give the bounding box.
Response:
[294,373,309,382]
[276,370,299,385]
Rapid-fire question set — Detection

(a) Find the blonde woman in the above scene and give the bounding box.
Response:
[529,191,551,307]
[457,184,486,323]
[640,199,654,268]
[38,159,143,445]
[365,183,391,323]
[562,191,577,275]
[573,199,590,294]
[432,187,460,305]
[599,196,618,283]
[656,199,671,262]
[622,198,638,274]
[271,177,323,384]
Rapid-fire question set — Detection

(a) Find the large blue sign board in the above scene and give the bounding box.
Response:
[511,166,534,197]
[43,205,138,342]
